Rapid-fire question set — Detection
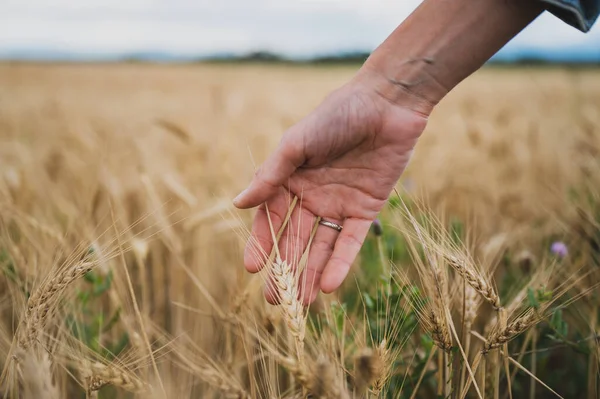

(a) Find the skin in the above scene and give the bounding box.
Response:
[233,0,545,304]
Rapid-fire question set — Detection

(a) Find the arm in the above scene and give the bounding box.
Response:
[234,0,544,304]
[362,0,544,116]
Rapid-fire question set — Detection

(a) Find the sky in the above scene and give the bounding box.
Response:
[1,0,599,61]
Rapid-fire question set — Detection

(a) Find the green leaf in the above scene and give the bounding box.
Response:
[363,293,374,309]
[449,217,464,244]
[387,196,401,209]
[550,310,568,337]
[106,333,130,359]
[84,270,98,283]
[420,333,434,351]
[330,301,347,337]
[93,271,113,296]
[527,287,540,310]
[76,290,90,306]
[102,307,122,333]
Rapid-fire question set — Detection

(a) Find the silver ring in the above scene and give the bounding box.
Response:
[318,219,343,232]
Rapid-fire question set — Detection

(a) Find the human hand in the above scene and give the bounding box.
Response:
[233,68,429,304]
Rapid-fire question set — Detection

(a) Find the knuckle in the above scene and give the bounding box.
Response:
[328,256,351,271]
[312,238,335,253]
[257,205,284,228]
[304,265,323,278]
[254,166,278,189]
[337,234,363,250]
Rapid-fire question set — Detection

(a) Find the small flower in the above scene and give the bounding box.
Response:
[371,219,383,237]
[550,241,568,258]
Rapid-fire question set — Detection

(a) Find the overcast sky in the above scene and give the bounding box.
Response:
[1,0,599,58]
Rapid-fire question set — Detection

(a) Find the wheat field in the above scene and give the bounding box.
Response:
[1,63,600,398]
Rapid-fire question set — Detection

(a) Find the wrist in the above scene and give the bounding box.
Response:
[357,57,446,118]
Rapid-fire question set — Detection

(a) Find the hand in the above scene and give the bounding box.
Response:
[233,69,429,304]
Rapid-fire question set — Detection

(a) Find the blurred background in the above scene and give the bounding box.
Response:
[1,1,600,398]
[1,0,599,62]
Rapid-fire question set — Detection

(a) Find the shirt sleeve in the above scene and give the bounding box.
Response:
[540,0,600,32]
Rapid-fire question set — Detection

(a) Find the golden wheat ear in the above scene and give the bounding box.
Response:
[353,346,386,394]
[262,198,308,360]
[19,257,96,350]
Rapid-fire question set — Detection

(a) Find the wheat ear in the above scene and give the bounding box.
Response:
[484,309,538,353]
[271,257,305,345]
[84,362,145,393]
[282,356,349,399]
[445,254,501,310]
[20,260,94,348]
[264,201,306,358]
[354,346,386,394]
[183,363,251,399]
[371,340,391,395]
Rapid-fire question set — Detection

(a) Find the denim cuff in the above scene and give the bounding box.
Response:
[541,0,600,32]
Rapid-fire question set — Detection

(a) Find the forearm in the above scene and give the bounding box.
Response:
[361,0,544,115]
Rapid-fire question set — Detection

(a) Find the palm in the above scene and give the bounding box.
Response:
[234,77,428,304]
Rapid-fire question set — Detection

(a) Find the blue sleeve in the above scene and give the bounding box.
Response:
[540,0,600,32]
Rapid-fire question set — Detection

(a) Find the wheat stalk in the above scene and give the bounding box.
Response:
[399,207,453,352]
[396,264,452,352]
[460,285,481,391]
[445,253,501,310]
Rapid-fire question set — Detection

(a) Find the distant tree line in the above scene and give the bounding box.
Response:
[203,50,371,65]
[201,50,598,67]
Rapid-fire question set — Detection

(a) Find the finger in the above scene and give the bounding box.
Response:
[243,190,290,273]
[265,204,316,304]
[299,218,342,305]
[233,136,305,209]
[280,206,316,267]
[320,218,372,294]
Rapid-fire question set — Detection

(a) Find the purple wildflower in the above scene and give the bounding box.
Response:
[550,241,568,258]
[371,218,383,237]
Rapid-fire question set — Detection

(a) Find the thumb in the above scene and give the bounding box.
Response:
[233,137,305,209]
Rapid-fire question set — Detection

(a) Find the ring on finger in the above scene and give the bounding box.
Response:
[318,219,343,232]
